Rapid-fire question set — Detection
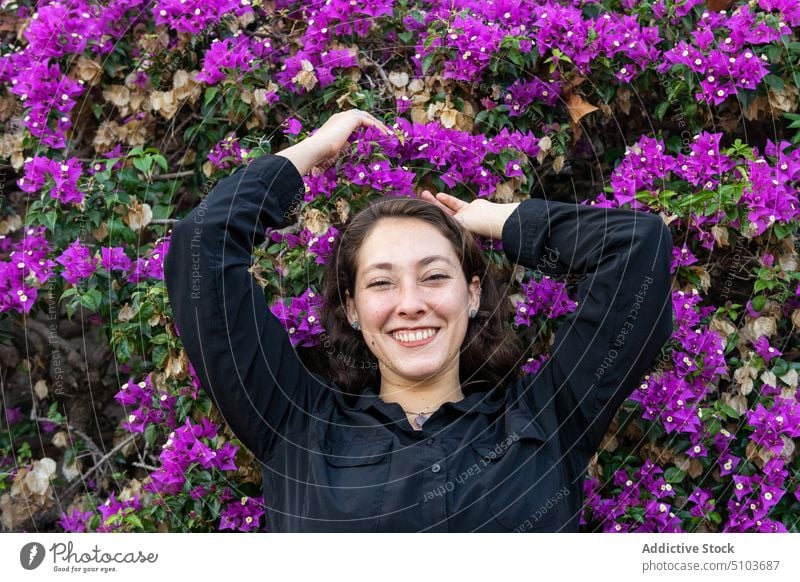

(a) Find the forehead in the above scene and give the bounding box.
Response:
[357,217,460,274]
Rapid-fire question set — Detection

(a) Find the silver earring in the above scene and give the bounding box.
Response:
[469,308,477,319]
[351,321,360,330]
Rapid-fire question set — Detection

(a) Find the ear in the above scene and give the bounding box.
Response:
[468,275,481,311]
[345,289,357,325]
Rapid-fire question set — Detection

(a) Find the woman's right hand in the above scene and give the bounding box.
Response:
[276,109,392,176]
[312,109,393,162]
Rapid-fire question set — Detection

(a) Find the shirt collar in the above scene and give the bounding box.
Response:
[340,380,507,415]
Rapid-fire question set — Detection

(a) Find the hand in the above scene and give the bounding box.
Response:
[418,190,520,240]
[276,110,392,176]
[312,109,393,162]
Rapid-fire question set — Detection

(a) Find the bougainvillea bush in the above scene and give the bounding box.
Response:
[0,0,798,532]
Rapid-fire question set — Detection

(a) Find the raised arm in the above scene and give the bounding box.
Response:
[417,191,672,459]
[500,198,674,459]
[163,110,392,462]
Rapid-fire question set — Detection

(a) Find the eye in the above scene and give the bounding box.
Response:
[426,274,450,282]
[367,280,390,288]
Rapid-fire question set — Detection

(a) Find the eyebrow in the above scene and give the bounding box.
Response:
[362,255,456,275]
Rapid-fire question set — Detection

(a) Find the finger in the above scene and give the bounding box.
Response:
[358,110,392,135]
[419,190,455,215]
[435,192,467,211]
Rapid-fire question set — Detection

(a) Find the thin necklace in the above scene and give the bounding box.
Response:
[399,406,435,429]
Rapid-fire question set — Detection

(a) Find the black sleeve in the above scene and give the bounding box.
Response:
[501,198,674,459]
[163,154,320,462]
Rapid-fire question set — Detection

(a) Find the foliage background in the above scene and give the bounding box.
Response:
[0,0,798,532]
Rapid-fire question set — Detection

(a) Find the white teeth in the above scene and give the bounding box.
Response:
[392,328,436,343]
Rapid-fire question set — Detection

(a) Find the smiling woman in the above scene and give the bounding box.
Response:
[163,109,674,532]
[325,200,524,425]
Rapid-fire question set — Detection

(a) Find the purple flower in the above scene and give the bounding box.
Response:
[270,288,325,347]
[283,117,303,136]
[219,494,264,532]
[307,226,340,265]
[504,159,524,178]
[100,247,132,273]
[513,276,577,327]
[58,508,94,533]
[752,335,782,362]
[4,406,24,425]
[55,239,97,285]
[208,134,245,170]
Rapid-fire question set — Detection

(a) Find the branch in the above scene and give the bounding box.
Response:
[153,170,195,181]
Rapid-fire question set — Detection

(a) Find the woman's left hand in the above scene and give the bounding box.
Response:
[418,190,520,240]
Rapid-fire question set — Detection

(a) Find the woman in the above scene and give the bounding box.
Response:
[163,109,674,532]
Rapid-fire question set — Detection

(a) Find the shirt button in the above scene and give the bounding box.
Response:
[426,438,435,445]
[431,463,441,474]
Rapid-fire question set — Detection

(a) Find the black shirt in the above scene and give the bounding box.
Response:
[163,153,674,532]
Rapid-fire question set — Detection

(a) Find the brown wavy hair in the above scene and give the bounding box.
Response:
[320,196,524,400]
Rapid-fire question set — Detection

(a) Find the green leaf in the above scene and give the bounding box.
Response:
[204,87,219,107]
[665,467,686,483]
[421,53,436,74]
[132,156,152,174]
[125,514,144,530]
[719,404,741,419]
[764,74,784,91]
[41,210,58,233]
[81,288,103,312]
[144,424,159,448]
[153,154,169,172]
[654,101,670,121]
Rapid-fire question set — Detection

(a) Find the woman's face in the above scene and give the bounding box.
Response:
[345,217,481,387]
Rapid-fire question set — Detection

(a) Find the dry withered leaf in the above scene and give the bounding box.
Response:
[536,135,552,164]
[124,200,153,231]
[91,222,108,242]
[709,315,736,338]
[767,84,798,116]
[389,71,410,88]
[566,93,599,124]
[103,84,131,109]
[744,96,769,121]
[750,315,777,339]
[687,458,704,479]
[164,351,187,380]
[33,379,48,399]
[118,303,136,322]
[172,69,201,103]
[335,197,351,222]
[52,431,69,449]
[73,55,104,86]
[0,458,57,529]
[688,265,711,292]
[149,90,179,120]
[0,213,22,236]
[733,362,756,396]
[779,368,798,389]
[293,60,318,91]
[302,207,331,236]
[711,225,730,247]
[93,120,122,153]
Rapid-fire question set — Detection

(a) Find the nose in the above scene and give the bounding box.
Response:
[396,280,427,316]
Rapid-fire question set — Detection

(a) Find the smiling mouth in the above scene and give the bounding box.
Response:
[389,328,439,346]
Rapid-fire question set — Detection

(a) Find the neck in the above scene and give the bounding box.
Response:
[379,372,464,414]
